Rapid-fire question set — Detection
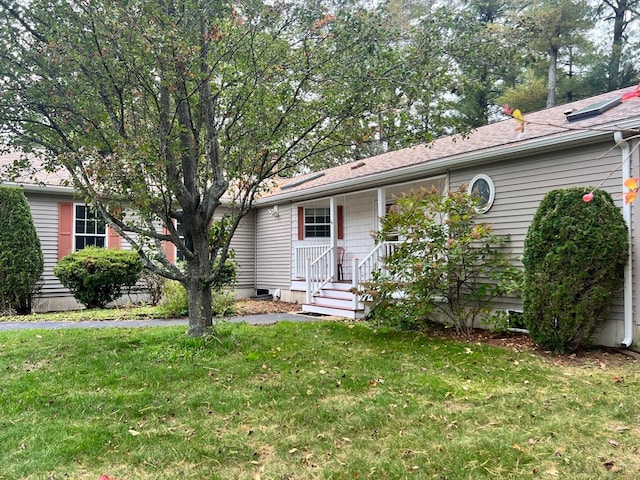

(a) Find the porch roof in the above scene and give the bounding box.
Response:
[257,85,640,206]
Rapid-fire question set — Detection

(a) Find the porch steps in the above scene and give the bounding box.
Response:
[302,282,366,320]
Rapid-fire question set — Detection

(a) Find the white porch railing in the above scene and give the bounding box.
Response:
[294,245,331,279]
[305,246,333,304]
[351,241,400,310]
[299,242,399,310]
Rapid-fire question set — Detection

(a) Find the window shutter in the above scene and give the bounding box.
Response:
[297,206,304,240]
[163,227,175,263]
[58,202,74,260]
[337,205,344,240]
[107,207,122,249]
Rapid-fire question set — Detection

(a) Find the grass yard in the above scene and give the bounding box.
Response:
[1,321,639,479]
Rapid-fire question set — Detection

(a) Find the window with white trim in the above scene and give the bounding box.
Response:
[468,174,495,213]
[74,204,106,250]
[304,207,331,238]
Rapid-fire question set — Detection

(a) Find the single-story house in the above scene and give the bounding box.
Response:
[252,85,640,348]
[2,85,640,348]
[0,152,257,311]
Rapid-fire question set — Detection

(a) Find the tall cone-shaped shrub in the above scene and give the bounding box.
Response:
[0,186,44,314]
[522,188,628,352]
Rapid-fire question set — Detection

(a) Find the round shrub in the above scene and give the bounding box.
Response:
[157,280,189,317]
[158,280,236,318]
[0,186,44,314]
[54,246,143,308]
[522,187,628,352]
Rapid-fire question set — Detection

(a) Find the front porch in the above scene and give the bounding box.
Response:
[287,176,446,318]
[292,242,398,319]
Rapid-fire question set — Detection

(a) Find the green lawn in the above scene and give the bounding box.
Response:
[1,321,639,479]
[0,305,166,323]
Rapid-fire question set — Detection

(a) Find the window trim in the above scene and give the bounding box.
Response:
[73,203,107,251]
[468,174,495,213]
[304,206,331,238]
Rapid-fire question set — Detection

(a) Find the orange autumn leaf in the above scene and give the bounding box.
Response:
[624,177,640,189]
[625,189,638,204]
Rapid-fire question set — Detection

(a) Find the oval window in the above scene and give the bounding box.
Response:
[468,174,495,213]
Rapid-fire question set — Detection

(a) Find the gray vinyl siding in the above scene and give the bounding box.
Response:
[25,192,73,299]
[255,205,291,290]
[449,139,625,320]
[227,209,256,289]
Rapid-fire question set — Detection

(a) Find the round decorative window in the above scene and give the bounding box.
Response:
[468,174,495,212]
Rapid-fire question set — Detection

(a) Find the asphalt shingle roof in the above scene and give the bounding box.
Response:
[263,84,640,202]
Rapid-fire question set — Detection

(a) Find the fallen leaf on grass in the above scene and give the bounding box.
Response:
[128,429,140,436]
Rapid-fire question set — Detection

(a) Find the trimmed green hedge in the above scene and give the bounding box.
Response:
[0,186,44,314]
[522,188,628,352]
[54,246,143,308]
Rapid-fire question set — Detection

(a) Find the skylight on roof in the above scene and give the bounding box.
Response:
[565,97,622,122]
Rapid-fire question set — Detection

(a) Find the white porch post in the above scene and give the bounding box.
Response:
[377,187,386,231]
[330,196,338,281]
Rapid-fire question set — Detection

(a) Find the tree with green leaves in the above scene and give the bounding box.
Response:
[0,186,43,314]
[0,0,464,336]
[520,0,594,107]
[596,0,640,91]
[367,186,521,334]
[450,0,527,127]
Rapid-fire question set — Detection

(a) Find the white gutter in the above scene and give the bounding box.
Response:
[615,131,634,348]
[4,182,74,195]
[258,120,640,207]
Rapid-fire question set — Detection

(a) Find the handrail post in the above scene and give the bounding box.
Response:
[305,257,312,304]
[352,257,359,310]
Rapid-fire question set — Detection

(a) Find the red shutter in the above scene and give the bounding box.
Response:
[107,207,122,249]
[58,202,74,260]
[163,226,175,263]
[297,206,304,240]
[107,227,121,249]
[337,205,344,240]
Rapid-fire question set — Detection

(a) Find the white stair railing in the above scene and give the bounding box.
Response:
[351,241,400,310]
[305,246,333,304]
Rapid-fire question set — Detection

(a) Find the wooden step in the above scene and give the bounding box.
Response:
[302,302,365,320]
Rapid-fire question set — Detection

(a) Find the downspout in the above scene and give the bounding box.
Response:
[615,131,633,348]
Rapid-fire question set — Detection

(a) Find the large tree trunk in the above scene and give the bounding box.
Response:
[185,223,215,337]
[186,276,213,337]
[608,0,626,91]
[546,45,558,108]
